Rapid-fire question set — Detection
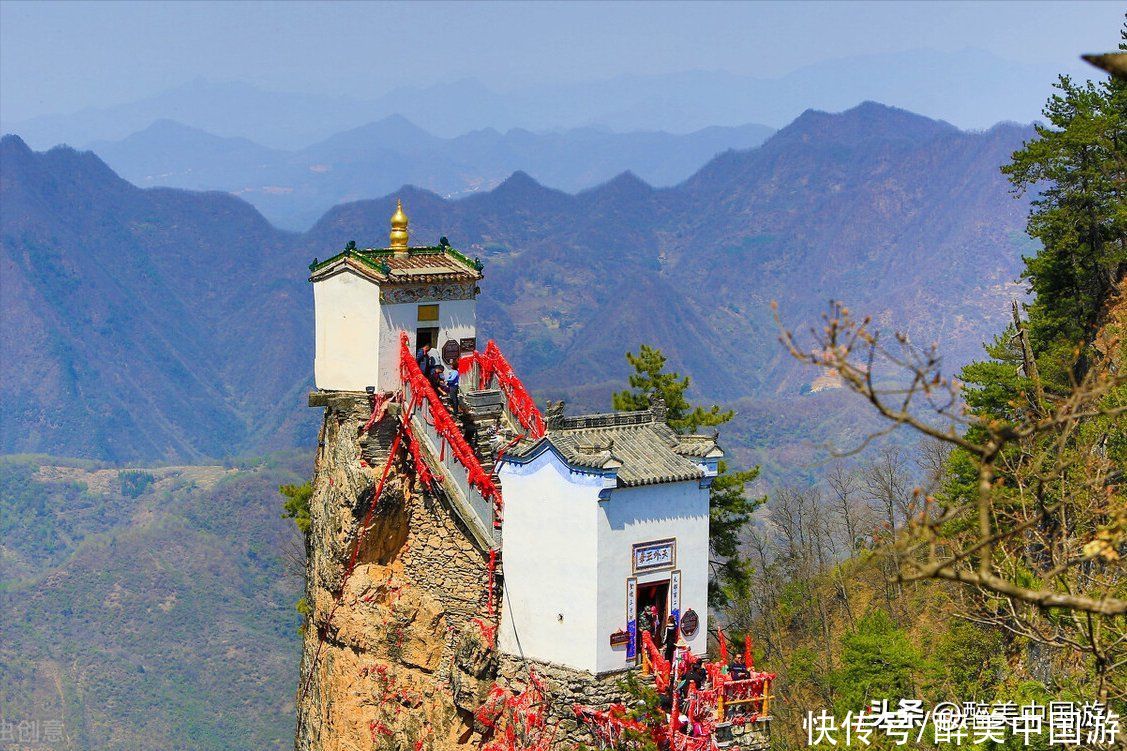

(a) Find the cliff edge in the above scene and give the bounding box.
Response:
[294,393,498,750]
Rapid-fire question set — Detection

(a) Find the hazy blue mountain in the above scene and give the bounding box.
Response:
[3,48,1087,150]
[307,103,1034,411]
[86,116,775,230]
[87,119,287,178]
[0,103,1035,466]
[2,79,364,150]
[0,134,308,462]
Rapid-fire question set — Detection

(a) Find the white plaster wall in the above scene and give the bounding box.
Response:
[435,298,477,351]
[376,300,417,392]
[595,480,711,673]
[497,450,611,673]
[313,271,382,391]
[375,298,477,392]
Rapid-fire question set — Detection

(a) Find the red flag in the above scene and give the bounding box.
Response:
[744,634,754,670]
[717,627,729,664]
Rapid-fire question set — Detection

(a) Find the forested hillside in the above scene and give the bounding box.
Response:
[728,67,1125,750]
[0,453,306,750]
[0,136,309,461]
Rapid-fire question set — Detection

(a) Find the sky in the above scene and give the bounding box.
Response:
[1,0,1121,124]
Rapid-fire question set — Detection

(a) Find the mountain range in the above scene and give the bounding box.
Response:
[2,48,1086,149]
[1,102,1036,473]
[85,117,775,230]
[0,101,1041,749]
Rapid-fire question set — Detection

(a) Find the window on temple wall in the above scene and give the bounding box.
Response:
[417,304,439,322]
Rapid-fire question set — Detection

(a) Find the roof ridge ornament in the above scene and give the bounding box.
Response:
[650,394,667,423]
[389,199,409,256]
[545,400,566,430]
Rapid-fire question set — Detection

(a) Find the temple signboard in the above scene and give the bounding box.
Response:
[442,339,461,367]
[632,538,676,573]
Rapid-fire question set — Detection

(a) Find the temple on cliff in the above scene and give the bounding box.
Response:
[302,202,772,750]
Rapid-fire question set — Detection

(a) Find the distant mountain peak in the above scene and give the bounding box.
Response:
[582,170,655,199]
[496,170,544,192]
[146,117,195,130]
[848,100,957,129]
[778,100,958,146]
[1,137,125,188]
[1,133,33,156]
[303,115,438,157]
[608,169,650,187]
[482,170,574,209]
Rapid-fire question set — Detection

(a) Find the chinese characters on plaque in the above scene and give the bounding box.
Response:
[632,538,676,573]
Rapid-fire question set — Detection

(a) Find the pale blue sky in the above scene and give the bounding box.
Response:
[1,0,1121,123]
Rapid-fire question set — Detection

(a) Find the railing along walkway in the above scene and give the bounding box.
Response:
[400,333,500,550]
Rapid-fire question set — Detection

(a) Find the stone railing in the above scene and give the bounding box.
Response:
[400,333,498,549]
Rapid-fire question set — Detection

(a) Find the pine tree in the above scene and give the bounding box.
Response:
[613,345,764,607]
[1001,31,1127,380]
[280,482,313,534]
[830,610,919,713]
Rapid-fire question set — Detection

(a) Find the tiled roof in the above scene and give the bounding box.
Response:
[506,409,721,487]
[672,433,724,459]
[308,245,483,284]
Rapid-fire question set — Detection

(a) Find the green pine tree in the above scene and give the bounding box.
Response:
[280,482,312,535]
[1001,32,1126,382]
[613,345,764,607]
[830,609,920,713]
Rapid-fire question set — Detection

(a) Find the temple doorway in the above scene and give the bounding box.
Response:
[416,326,439,352]
[636,580,669,653]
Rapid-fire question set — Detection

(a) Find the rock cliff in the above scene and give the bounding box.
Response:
[294,393,499,750]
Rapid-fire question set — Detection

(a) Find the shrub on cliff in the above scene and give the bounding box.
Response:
[280,482,312,534]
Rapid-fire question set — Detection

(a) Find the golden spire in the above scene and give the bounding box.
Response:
[389,199,409,255]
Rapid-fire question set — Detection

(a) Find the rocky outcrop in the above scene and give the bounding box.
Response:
[294,394,497,751]
[294,393,631,749]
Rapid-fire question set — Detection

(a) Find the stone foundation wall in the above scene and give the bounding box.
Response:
[496,654,632,746]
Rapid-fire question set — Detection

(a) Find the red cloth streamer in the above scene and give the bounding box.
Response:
[297,423,407,707]
[343,430,404,589]
[571,641,776,749]
[641,630,671,693]
[369,720,393,740]
[477,671,556,751]
[360,392,390,434]
[399,333,501,507]
[464,340,546,439]
[744,634,754,670]
[475,684,511,730]
[403,416,435,490]
[572,704,648,746]
[487,549,498,616]
[717,626,729,665]
[471,616,497,649]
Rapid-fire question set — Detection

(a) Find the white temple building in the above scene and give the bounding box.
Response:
[309,201,718,677]
[499,409,719,674]
[310,200,483,393]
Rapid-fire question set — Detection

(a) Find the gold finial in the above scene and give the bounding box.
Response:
[389,199,409,255]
